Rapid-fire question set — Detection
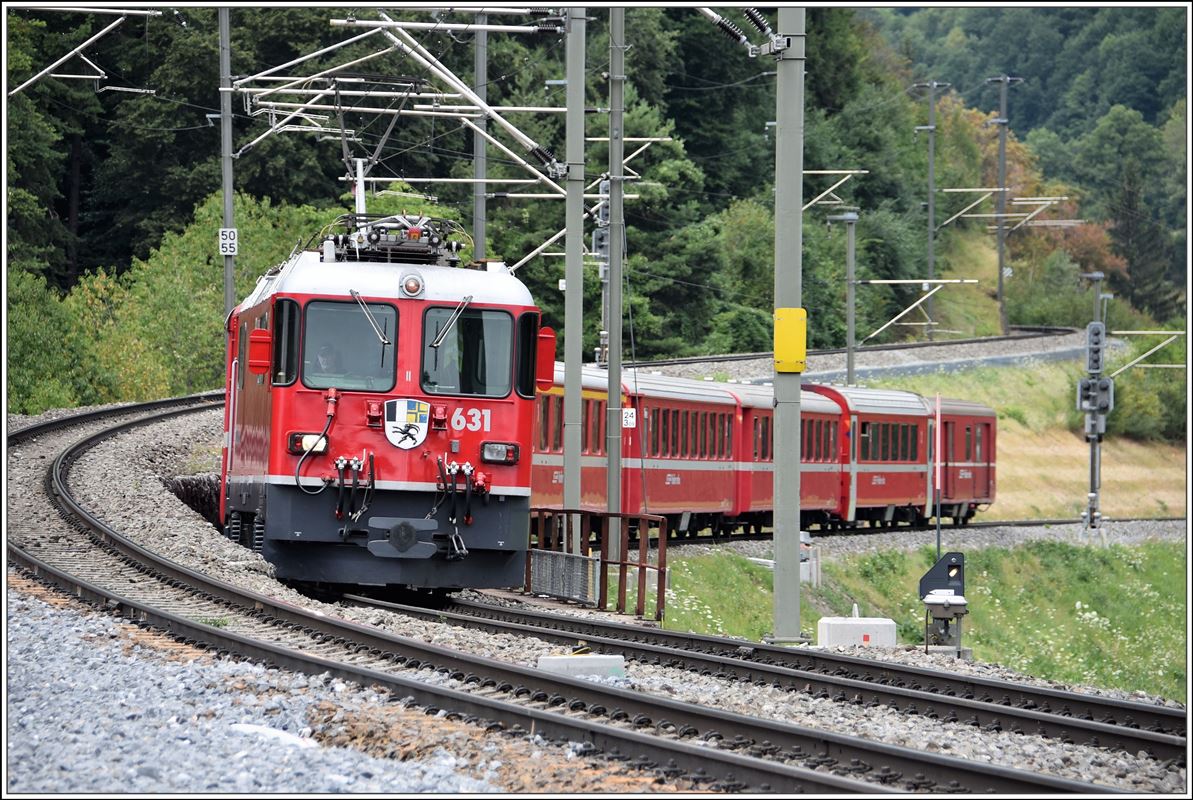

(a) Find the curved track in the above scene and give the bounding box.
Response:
[344,594,1184,762]
[6,396,1152,793]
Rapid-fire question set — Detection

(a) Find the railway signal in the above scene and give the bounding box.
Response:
[1085,321,1106,374]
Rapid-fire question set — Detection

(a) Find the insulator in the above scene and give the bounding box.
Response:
[743,8,772,36]
[715,17,749,45]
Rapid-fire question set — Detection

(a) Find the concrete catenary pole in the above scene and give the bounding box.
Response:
[828,211,859,385]
[772,7,806,643]
[219,8,236,316]
[988,74,1022,335]
[563,8,586,552]
[472,13,487,259]
[606,8,625,525]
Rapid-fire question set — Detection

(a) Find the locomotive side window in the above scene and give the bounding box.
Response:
[236,321,247,390]
[515,313,538,398]
[272,299,299,385]
[422,307,513,397]
[859,422,871,461]
[303,300,396,391]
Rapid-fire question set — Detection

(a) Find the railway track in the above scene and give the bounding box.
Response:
[344,594,1185,763]
[6,396,1158,793]
[621,325,1078,370]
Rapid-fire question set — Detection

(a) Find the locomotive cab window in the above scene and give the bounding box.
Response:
[422,307,513,397]
[272,299,299,385]
[303,300,396,391]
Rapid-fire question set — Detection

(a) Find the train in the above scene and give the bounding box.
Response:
[220,210,996,593]
[220,210,556,592]
[531,367,996,536]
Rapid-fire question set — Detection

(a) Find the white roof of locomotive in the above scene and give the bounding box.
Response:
[238,250,535,312]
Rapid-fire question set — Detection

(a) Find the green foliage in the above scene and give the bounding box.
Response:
[665,540,1186,702]
[1102,333,1187,442]
[7,269,88,413]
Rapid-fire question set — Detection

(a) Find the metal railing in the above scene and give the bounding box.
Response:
[525,508,668,621]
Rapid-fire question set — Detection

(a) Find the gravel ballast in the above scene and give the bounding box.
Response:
[4,587,498,794]
[6,400,1187,793]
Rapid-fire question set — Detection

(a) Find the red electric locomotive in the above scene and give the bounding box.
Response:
[220,211,555,591]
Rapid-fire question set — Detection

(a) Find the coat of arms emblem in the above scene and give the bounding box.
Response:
[385,399,430,449]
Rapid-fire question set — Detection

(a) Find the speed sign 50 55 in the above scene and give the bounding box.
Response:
[219,228,238,256]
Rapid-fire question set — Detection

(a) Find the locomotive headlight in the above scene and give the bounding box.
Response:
[481,442,519,465]
[401,273,424,297]
[288,432,328,455]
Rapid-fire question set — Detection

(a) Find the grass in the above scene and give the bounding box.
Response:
[655,542,1187,703]
[935,229,1003,337]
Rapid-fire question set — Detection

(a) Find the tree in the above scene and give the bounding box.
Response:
[1108,160,1182,322]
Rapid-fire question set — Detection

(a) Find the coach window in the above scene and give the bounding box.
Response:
[538,396,550,451]
[581,400,590,453]
[304,300,397,391]
[552,395,564,452]
[670,409,680,456]
[272,300,299,385]
[965,426,972,461]
[975,425,983,462]
[653,407,663,457]
[911,424,919,461]
[760,415,770,461]
[596,401,606,454]
[859,422,870,460]
[680,410,689,457]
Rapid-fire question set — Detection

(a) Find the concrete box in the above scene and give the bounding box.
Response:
[536,654,626,678]
[817,616,897,648]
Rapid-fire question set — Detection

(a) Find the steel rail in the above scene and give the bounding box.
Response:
[6,549,873,795]
[349,594,1186,762]
[450,595,1186,741]
[621,326,1078,370]
[7,400,1120,793]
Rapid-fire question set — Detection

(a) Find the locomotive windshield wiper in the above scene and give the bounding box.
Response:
[431,295,473,349]
[350,289,392,347]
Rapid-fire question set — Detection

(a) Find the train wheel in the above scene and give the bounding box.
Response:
[251,516,266,552]
[225,512,242,543]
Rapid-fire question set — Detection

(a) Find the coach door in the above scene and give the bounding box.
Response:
[942,421,955,497]
[974,421,992,499]
[958,424,975,498]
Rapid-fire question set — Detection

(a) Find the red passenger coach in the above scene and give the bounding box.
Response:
[807,384,932,526]
[220,213,555,591]
[527,369,995,535]
[934,398,997,523]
